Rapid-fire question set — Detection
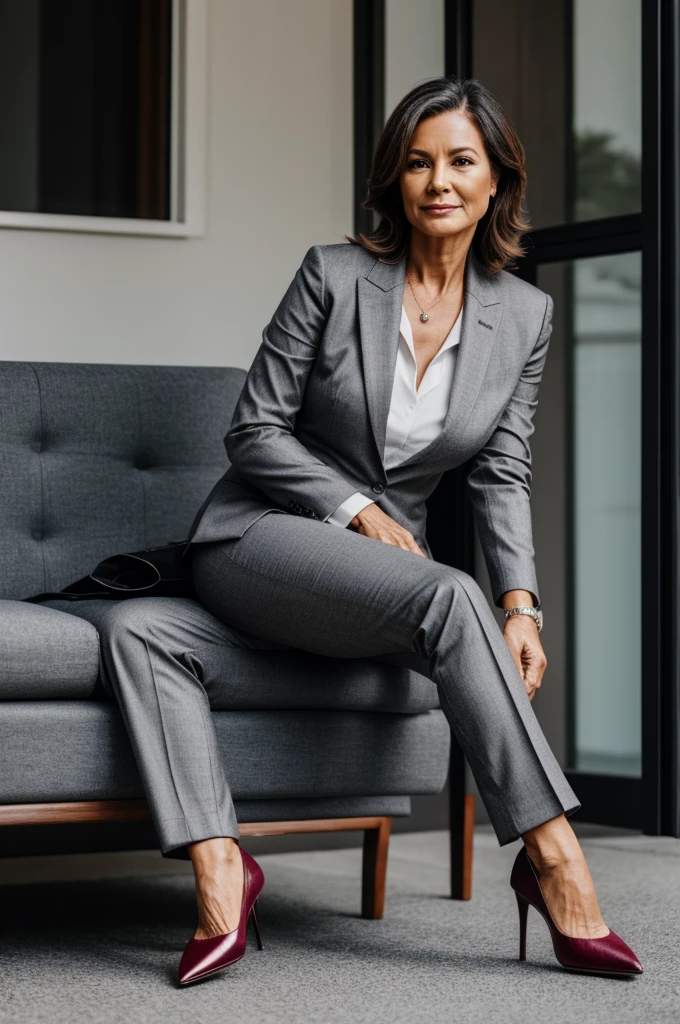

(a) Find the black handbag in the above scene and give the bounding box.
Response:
[26,540,195,603]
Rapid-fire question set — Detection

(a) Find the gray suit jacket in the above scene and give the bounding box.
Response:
[188,242,554,609]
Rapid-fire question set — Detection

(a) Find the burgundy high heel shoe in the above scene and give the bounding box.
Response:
[178,846,265,985]
[510,845,642,977]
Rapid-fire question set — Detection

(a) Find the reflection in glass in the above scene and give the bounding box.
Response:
[0,0,172,220]
[572,251,641,775]
[572,0,641,220]
[470,0,641,229]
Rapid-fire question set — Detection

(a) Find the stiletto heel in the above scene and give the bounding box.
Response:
[510,845,642,976]
[178,847,265,985]
[515,891,529,961]
[250,899,264,950]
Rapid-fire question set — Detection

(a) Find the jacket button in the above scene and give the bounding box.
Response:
[371,482,385,495]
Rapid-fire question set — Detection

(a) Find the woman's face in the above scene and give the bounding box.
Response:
[399,108,499,243]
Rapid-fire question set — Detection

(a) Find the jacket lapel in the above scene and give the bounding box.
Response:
[357,247,503,470]
[357,253,406,463]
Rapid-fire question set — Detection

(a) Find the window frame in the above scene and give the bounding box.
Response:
[516,0,680,837]
[518,216,643,828]
[444,0,680,836]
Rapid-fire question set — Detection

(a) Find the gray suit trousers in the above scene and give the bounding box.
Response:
[51,510,579,859]
[45,593,285,859]
[190,511,580,846]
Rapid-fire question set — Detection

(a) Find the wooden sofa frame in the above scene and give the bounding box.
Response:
[0,762,473,918]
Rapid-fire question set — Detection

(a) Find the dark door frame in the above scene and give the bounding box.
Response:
[640,0,680,837]
[353,0,385,238]
[484,0,680,835]
[518,216,643,830]
[353,0,680,840]
[519,0,680,837]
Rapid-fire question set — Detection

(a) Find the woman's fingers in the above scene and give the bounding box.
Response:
[369,526,423,554]
[503,617,547,701]
[379,529,426,556]
[351,506,427,556]
[399,530,427,556]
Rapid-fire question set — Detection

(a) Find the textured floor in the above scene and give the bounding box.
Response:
[1,827,678,1024]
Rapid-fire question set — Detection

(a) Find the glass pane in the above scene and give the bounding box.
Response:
[0,0,172,220]
[573,251,641,775]
[472,0,570,231]
[572,0,641,220]
[548,252,642,777]
[471,0,641,228]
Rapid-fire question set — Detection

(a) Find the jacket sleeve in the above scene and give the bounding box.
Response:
[466,292,554,609]
[225,244,362,519]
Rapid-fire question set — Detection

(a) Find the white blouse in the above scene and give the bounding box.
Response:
[325,302,464,528]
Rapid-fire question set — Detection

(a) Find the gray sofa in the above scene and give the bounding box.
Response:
[0,361,459,916]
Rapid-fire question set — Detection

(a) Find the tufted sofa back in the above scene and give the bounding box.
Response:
[0,362,246,601]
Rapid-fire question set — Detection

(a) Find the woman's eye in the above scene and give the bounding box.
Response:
[407,157,473,169]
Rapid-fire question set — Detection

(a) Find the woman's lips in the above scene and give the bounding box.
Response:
[421,205,460,214]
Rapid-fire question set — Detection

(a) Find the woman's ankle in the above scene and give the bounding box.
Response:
[522,815,583,874]
[188,836,241,873]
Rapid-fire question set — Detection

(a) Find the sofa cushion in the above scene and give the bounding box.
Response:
[42,597,441,714]
[0,601,101,700]
[0,701,450,804]
[0,362,245,601]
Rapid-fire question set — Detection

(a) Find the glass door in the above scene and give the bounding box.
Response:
[527,0,643,824]
[460,0,646,825]
[535,249,642,824]
[570,253,642,779]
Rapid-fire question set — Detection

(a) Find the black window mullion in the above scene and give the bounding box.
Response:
[641,0,680,838]
[519,215,642,278]
[353,0,384,238]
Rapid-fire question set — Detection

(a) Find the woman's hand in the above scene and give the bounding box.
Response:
[503,614,547,700]
[350,504,427,556]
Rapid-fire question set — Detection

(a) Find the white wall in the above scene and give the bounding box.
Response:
[0,0,353,368]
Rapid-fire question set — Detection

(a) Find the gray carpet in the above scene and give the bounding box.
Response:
[1,827,678,1024]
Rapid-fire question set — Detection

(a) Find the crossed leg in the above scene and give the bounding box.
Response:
[47,509,603,941]
[191,512,580,845]
[191,513,610,941]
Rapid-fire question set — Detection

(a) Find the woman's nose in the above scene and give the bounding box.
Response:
[428,169,452,193]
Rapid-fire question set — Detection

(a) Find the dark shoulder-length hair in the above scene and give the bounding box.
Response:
[345,76,529,274]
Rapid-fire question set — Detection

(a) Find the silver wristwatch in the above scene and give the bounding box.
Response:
[504,604,543,633]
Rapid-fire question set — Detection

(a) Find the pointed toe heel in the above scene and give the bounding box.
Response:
[178,847,265,986]
[510,845,642,977]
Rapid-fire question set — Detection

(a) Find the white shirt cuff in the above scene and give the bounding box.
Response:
[324,491,376,528]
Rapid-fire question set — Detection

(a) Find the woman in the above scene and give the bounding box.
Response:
[173,77,642,983]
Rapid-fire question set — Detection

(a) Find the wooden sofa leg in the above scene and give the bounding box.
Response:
[450,736,474,900]
[361,815,391,919]
[450,792,475,900]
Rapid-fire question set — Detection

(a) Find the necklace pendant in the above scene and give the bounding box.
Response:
[419,312,429,322]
